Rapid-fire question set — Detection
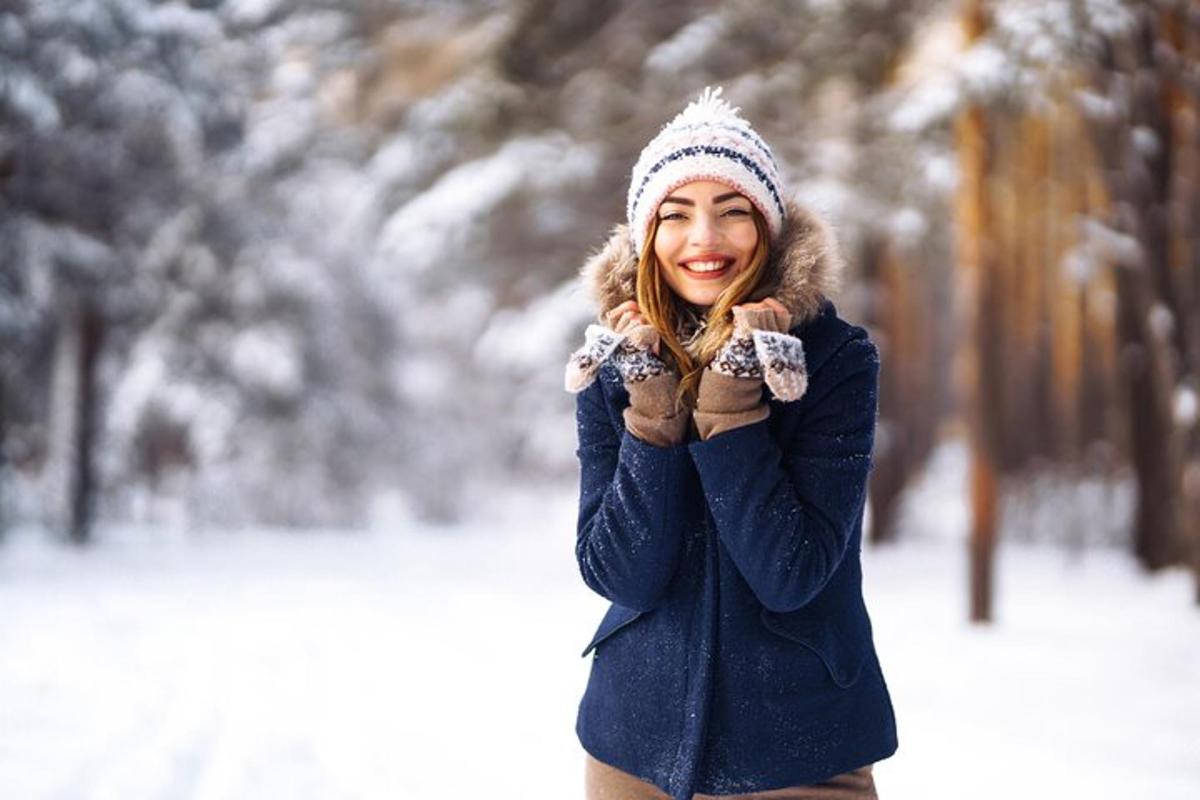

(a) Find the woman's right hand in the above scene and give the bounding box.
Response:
[565,301,667,394]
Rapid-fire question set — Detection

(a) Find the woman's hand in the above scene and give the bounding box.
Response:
[606,300,661,357]
[594,300,687,447]
[730,297,791,335]
[565,301,668,394]
[707,296,807,403]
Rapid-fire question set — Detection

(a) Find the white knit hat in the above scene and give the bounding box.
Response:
[626,86,787,256]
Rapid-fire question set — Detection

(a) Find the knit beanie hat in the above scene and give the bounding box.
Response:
[626,85,787,257]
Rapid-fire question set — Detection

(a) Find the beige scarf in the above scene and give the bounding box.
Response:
[675,303,710,361]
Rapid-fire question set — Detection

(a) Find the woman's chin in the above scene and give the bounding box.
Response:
[676,285,724,307]
[665,264,741,307]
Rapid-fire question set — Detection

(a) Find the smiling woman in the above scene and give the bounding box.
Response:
[562,87,896,800]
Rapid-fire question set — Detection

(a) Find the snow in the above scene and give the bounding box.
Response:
[2,445,1198,799]
[20,218,114,286]
[1084,0,1139,39]
[106,337,240,471]
[888,75,959,133]
[1132,124,1162,158]
[958,40,1013,100]
[402,70,520,133]
[365,135,423,187]
[886,0,1142,133]
[374,133,600,280]
[41,40,99,88]
[222,0,286,28]
[920,150,957,193]
[2,69,62,130]
[0,14,26,49]
[394,353,454,405]
[886,206,928,246]
[1075,87,1119,123]
[644,13,729,75]
[474,278,592,373]
[1081,217,1143,269]
[886,13,966,133]
[240,96,318,175]
[1176,386,1198,428]
[992,0,1076,69]
[1059,241,1097,285]
[1148,302,1175,341]
[141,3,224,44]
[229,324,304,400]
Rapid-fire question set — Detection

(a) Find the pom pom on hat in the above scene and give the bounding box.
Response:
[626,86,787,256]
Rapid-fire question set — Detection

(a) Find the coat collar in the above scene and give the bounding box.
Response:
[578,197,845,331]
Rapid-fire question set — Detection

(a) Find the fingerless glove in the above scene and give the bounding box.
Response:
[694,307,808,440]
[565,323,689,447]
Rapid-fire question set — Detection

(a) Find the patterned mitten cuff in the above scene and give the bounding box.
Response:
[565,323,668,393]
[708,308,808,401]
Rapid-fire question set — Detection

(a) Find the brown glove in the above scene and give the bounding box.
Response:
[694,305,804,440]
[564,315,690,447]
[618,323,689,447]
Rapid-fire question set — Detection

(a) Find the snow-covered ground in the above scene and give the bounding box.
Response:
[1,474,1198,799]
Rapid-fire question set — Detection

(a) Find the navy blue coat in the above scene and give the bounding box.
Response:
[573,299,899,798]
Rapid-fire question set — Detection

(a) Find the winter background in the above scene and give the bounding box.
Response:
[2,1,1199,798]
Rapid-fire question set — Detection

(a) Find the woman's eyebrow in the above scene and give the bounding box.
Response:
[661,191,747,206]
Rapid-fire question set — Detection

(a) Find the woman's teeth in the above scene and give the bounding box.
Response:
[684,260,731,273]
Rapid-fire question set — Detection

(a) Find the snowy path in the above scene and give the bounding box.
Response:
[1,488,1197,799]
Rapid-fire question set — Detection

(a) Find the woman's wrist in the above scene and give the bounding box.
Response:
[624,372,689,446]
[693,369,769,440]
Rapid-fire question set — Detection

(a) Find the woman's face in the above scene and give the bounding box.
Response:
[652,180,760,308]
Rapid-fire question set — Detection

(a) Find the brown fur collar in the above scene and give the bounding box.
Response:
[579,197,844,328]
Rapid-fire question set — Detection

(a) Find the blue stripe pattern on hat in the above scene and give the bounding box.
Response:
[669,121,779,172]
[630,144,786,221]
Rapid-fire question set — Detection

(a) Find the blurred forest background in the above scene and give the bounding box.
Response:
[2,0,1199,611]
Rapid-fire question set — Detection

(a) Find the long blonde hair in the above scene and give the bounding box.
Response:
[634,206,772,412]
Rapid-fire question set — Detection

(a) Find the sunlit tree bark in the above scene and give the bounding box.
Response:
[955,0,1001,623]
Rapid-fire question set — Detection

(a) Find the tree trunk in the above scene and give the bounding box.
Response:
[1166,0,1200,604]
[0,377,6,545]
[45,290,104,545]
[955,0,1001,623]
[1082,12,1188,572]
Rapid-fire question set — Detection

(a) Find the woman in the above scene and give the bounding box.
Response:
[564,87,898,800]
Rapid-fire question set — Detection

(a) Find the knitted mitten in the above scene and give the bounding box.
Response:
[709,307,808,402]
[565,322,688,447]
[565,323,669,393]
[694,306,808,440]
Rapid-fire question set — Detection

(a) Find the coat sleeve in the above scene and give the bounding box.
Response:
[574,373,691,611]
[687,334,879,613]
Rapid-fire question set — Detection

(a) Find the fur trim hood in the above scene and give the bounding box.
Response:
[578,197,845,329]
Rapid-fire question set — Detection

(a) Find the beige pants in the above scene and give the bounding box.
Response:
[585,753,878,800]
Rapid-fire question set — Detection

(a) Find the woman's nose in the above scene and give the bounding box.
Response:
[688,213,721,244]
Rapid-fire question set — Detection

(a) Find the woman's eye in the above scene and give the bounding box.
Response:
[659,212,685,221]
[723,208,750,216]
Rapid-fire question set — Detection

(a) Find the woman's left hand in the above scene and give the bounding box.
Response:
[731,297,791,334]
[707,297,807,403]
